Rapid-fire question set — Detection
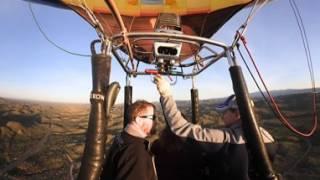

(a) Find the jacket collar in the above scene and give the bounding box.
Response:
[125,121,148,138]
[121,131,150,150]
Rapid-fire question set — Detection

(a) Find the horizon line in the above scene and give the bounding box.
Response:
[1,87,319,104]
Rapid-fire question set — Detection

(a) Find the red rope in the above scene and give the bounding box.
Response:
[239,33,318,137]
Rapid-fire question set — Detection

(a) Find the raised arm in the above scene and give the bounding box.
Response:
[154,75,245,145]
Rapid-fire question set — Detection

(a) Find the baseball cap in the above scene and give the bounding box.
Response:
[215,94,238,113]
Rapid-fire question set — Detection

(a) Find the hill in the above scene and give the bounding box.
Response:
[0,92,319,179]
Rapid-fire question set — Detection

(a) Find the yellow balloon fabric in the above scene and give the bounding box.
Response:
[54,0,254,62]
[62,0,252,16]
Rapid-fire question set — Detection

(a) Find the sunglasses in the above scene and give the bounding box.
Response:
[138,115,156,120]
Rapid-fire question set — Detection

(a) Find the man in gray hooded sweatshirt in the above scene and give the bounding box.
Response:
[153,75,276,180]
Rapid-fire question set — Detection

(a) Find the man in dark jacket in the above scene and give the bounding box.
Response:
[153,75,277,180]
[101,100,157,180]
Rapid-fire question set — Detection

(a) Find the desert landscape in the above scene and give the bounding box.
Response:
[0,92,319,180]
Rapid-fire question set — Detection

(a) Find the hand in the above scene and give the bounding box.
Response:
[154,75,172,97]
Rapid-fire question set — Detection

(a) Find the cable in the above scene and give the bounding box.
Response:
[104,0,135,71]
[289,0,315,90]
[282,139,312,175]
[238,33,317,137]
[28,3,91,57]
[79,0,109,54]
[236,45,278,119]
[232,0,270,48]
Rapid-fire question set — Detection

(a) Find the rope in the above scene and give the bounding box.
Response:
[288,0,315,90]
[28,3,91,57]
[282,139,312,175]
[236,44,278,119]
[105,0,135,71]
[79,0,109,54]
[199,13,209,37]
[232,0,270,48]
[238,32,318,137]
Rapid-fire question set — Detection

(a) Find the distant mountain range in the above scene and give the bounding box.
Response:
[250,88,320,99]
[180,88,320,104]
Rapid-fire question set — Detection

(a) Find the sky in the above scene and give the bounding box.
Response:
[0,0,319,103]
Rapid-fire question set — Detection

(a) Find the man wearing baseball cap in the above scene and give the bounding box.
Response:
[153,75,276,180]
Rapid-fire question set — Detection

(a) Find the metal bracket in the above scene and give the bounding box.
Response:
[226,48,238,67]
[126,75,131,86]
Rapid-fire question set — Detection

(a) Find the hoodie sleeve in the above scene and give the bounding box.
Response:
[160,95,246,145]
